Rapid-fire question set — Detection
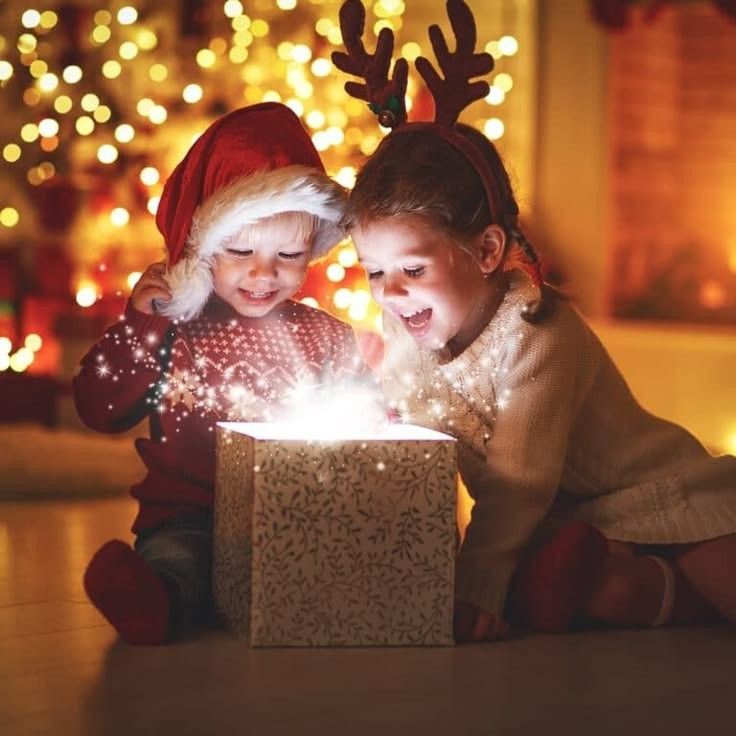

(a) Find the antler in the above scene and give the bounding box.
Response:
[415,0,494,126]
[331,0,408,129]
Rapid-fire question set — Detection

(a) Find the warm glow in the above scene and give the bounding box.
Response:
[102,60,122,78]
[250,20,269,37]
[182,83,203,103]
[115,124,135,143]
[196,49,217,68]
[92,25,112,44]
[75,116,95,136]
[21,123,39,142]
[37,72,59,92]
[334,166,356,189]
[39,11,58,29]
[97,144,119,164]
[0,61,13,81]
[311,58,331,76]
[484,118,505,140]
[110,207,130,227]
[117,7,138,25]
[81,93,100,111]
[333,288,353,309]
[29,60,48,79]
[292,44,311,63]
[326,263,346,282]
[18,34,37,54]
[306,110,325,129]
[498,35,519,56]
[485,85,505,105]
[277,0,297,9]
[0,208,20,228]
[3,144,21,163]
[62,65,83,83]
[137,97,155,116]
[0,337,12,354]
[22,10,41,28]
[38,118,59,137]
[136,30,158,51]
[140,166,160,186]
[401,42,421,61]
[54,95,73,113]
[127,271,142,289]
[726,430,736,456]
[149,105,168,124]
[25,333,43,352]
[94,105,112,123]
[224,0,244,17]
[337,246,358,268]
[485,40,501,59]
[76,284,98,308]
[147,196,160,215]
[494,73,514,92]
[149,63,168,82]
[119,41,139,60]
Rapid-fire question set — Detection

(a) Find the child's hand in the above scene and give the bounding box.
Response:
[130,261,172,315]
[453,599,510,643]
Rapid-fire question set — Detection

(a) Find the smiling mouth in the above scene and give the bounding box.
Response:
[239,289,278,303]
[400,307,433,336]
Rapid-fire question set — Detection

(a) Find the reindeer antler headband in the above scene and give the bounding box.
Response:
[332,0,503,234]
[332,0,543,292]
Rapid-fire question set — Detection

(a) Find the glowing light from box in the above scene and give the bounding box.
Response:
[76,284,98,308]
[127,271,142,290]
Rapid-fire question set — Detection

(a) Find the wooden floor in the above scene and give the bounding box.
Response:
[1,497,735,736]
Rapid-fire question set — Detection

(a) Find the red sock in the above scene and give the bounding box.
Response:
[509,522,609,633]
[84,540,171,646]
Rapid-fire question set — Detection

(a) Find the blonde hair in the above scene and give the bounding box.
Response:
[226,211,320,250]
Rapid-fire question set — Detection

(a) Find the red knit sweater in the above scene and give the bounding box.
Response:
[73,296,366,534]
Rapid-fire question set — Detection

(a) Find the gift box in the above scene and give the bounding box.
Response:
[213,421,457,647]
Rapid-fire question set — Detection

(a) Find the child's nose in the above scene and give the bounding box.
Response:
[248,258,278,281]
[382,273,408,300]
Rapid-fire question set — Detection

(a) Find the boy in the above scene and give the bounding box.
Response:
[74,103,366,645]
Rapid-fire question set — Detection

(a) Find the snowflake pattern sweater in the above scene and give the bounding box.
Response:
[382,279,736,617]
[73,296,366,534]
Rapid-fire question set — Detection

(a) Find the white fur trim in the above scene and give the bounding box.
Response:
[160,165,345,321]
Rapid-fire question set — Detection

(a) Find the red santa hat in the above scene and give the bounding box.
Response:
[155,102,345,321]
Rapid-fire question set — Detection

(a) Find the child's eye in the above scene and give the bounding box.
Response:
[226,248,252,258]
[278,251,306,260]
[404,267,425,278]
[367,270,384,281]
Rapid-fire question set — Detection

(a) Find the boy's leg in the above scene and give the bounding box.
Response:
[672,533,736,624]
[84,514,213,646]
[134,514,214,636]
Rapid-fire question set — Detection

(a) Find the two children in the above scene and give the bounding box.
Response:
[74,103,368,645]
[335,0,736,641]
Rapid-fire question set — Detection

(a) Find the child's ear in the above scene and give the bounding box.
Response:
[476,225,506,275]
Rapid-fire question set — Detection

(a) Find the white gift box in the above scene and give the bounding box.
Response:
[213,421,457,647]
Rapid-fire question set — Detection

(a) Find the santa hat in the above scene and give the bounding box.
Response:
[155,102,345,321]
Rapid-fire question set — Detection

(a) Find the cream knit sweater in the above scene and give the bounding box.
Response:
[381,281,736,616]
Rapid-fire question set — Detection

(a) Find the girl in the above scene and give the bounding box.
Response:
[334,0,736,642]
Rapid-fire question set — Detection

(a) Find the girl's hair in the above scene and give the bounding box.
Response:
[343,124,552,321]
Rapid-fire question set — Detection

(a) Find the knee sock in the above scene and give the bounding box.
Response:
[84,540,171,646]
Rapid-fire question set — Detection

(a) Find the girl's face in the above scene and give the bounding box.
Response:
[352,216,505,356]
[212,213,314,318]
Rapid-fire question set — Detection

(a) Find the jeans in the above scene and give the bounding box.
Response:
[134,513,214,635]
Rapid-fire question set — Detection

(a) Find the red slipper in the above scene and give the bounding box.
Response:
[84,540,170,646]
[509,522,609,633]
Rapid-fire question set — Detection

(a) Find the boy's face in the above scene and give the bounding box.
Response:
[352,216,498,356]
[212,213,314,318]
